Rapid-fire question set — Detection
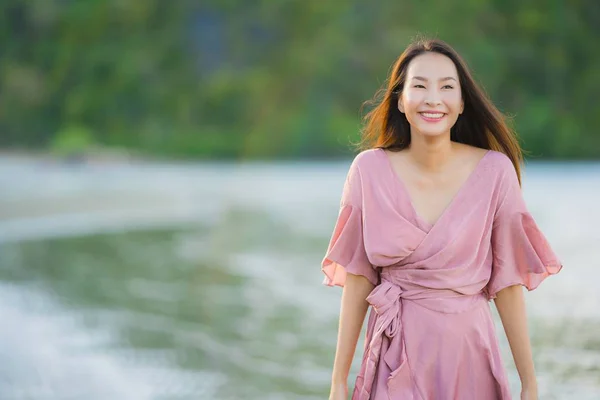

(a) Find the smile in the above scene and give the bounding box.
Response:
[418,112,445,122]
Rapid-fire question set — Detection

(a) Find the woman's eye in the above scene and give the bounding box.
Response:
[442,85,454,89]
[414,84,425,88]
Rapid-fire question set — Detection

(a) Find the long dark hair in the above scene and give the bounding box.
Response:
[357,37,524,184]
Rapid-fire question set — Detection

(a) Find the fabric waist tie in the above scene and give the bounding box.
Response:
[357,279,485,400]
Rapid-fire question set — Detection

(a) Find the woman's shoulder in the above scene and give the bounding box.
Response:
[455,143,511,171]
[485,149,513,166]
[347,147,382,171]
[484,149,518,177]
[480,150,522,198]
[355,147,381,160]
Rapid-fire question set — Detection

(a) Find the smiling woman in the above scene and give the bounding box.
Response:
[358,38,524,185]
[322,38,563,400]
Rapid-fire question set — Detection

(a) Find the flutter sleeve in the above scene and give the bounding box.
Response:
[485,157,563,300]
[321,156,379,287]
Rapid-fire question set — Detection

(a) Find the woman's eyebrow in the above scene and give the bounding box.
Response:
[411,76,457,82]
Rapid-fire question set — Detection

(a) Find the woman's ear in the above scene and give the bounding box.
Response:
[460,99,464,114]
[397,97,405,114]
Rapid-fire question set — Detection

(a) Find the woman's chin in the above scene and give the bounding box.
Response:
[415,128,451,138]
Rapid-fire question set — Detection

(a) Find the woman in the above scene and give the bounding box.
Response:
[321,38,563,400]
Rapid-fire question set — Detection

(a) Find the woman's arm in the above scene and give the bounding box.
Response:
[331,272,375,388]
[494,284,538,394]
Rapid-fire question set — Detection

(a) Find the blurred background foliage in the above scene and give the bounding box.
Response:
[1,0,599,160]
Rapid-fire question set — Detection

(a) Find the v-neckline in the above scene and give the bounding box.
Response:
[378,147,491,231]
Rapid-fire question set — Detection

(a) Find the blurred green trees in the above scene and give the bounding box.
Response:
[0,0,598,159]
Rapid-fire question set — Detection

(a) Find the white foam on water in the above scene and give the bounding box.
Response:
[0,282,223,399]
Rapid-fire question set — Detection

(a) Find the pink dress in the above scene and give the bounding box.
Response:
[321,148,563,400]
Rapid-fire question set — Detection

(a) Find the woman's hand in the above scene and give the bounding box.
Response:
[329,382,348,400]
[520,385,538,400]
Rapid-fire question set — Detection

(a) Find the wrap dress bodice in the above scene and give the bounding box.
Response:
[321,148,562,400]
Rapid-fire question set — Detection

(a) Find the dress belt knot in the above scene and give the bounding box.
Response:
[358,280,414,400]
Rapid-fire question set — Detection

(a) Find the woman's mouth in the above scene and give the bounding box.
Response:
[419,112,445,122]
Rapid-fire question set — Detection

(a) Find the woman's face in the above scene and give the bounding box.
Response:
[398,52,464,138]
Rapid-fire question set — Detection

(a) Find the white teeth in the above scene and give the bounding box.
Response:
[421,112,444,118]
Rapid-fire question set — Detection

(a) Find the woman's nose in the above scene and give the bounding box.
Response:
[425,98,441,106]
[424,89,442,106]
